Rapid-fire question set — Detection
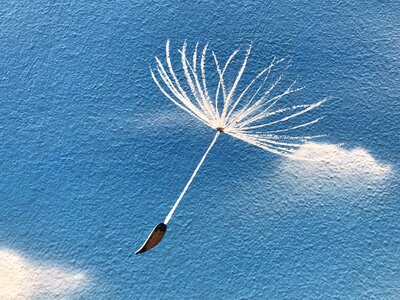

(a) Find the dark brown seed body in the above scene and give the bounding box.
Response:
[135,223,167,254]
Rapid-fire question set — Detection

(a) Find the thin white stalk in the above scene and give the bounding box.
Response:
[164,131,220,224]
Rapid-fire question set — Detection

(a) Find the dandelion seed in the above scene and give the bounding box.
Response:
[136,40,326,254]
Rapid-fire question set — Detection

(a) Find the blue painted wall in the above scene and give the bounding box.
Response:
[1,1,399,299]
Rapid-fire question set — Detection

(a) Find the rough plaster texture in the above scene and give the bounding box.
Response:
[0,1,399,299]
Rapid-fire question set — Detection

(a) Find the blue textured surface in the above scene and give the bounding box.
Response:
[1,1,399,299]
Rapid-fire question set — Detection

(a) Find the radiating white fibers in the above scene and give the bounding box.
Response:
[151,40,325,224]
[151,40,326,157]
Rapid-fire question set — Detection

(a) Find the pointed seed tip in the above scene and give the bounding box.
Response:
[135,223,167,255]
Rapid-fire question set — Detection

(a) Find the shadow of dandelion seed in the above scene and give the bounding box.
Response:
[136,40,326,254]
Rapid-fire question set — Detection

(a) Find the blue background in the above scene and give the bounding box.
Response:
[1,1,399,299]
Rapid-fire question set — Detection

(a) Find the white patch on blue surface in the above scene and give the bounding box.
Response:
[0,248,89,300]
[283,142,392,180]
[275,143,393,205]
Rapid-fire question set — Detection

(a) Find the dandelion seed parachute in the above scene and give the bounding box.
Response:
[135,40,325,254]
